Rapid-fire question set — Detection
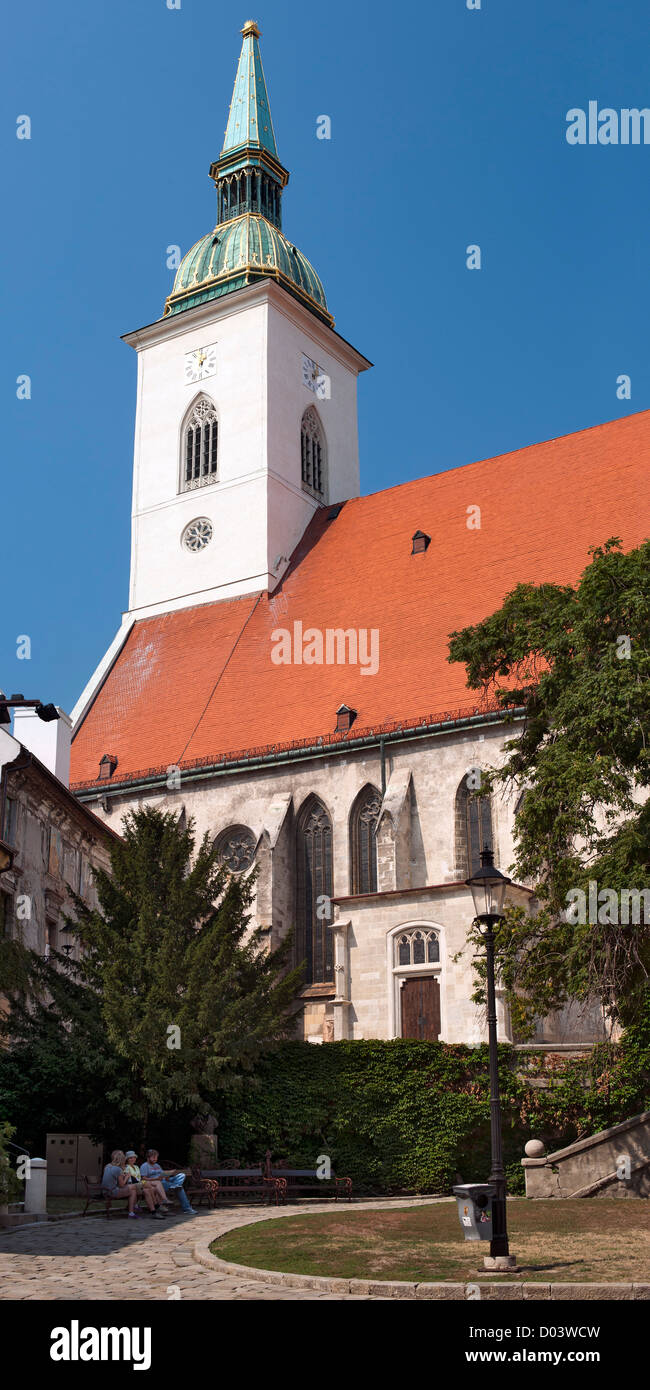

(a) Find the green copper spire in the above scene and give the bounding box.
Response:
[222,20,277,158]
[209,20,289,231]
[165,22,332,327]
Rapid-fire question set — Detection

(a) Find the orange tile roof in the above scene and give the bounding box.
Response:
[70,410,650,790]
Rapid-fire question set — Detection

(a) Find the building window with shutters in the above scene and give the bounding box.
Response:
[389,923,443,1041]
[300,406,327,501]
[181,397,218,492]
[349,784,381,894]
[454,775,494,877]
[296,795,333,985]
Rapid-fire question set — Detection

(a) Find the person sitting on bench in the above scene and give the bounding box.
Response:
[102,1150,164,1219]
[140,1149,196,1215]
[124,1150,169,1214]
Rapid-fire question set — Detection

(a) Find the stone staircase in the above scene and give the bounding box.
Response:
[522,1111,650,1198]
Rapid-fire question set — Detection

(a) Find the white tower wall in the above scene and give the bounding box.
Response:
[124,282,369,619]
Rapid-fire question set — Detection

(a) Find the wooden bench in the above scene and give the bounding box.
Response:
[185,1165,219,1209]
[263,1151,351,1202]
[195,1153,351,1205]
[200,1167,283,1205]
[158,1161,219,1209]
[81,1174,132,1219]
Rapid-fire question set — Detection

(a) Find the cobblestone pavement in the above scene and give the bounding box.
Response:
[0,1198,439,1301]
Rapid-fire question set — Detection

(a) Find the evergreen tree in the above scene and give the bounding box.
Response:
[68,807,302,1134]
[1,807,303,1145]
[0,947,131,1152]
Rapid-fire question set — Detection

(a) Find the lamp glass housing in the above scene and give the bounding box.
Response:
[466,847,511,924]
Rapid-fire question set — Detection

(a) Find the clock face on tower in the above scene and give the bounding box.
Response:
[301,352,321,392]
[184,343,217,383]
[301,351,330,400]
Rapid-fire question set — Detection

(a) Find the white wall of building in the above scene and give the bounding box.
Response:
[124,283,369,619]
[13,708,72,787]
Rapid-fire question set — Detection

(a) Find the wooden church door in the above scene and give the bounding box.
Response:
[401,977,441,1040]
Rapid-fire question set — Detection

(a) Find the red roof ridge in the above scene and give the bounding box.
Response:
[356,406,650,505]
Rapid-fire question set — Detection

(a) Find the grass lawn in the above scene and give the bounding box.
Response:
[211,1200,650,1283]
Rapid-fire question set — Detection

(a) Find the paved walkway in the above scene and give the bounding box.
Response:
[0,1199,439,1301]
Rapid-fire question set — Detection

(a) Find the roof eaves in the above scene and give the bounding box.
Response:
[72,704,525,800]
[10,745,121,841]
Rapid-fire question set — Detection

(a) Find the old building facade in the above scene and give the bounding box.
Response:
[0,718,114,969]
[68,23,648,1048]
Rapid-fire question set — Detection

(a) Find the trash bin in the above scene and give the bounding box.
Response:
[452,1183,496,1242]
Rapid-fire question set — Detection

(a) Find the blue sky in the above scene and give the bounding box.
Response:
[3,0,650,715]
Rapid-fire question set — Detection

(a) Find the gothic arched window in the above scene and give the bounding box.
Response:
[182,398,218,492]
[300,406,327,500]
[395,929,440,967]
[296,795,333,985]
[350,785,381,895]
[455,774,493,877]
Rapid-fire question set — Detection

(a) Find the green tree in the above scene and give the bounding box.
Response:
[63,807,302,1138]
[448,538,650,1035]
[0,1121,22,1206]
[0,946,132,1153]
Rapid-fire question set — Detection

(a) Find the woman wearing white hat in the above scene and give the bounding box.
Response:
[124,1150,168,1217]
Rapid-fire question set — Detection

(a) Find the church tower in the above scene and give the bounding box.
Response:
[125,20,370,619]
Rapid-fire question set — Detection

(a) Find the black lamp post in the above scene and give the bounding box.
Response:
[466,845,512,1260]
[0,693,60,725]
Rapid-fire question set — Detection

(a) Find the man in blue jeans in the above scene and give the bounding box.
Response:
[139,1149,197,1215]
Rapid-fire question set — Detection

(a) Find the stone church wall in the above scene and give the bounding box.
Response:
[81,719,599,1049]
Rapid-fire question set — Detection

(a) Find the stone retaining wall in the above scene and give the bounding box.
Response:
[522,1112,650,1198]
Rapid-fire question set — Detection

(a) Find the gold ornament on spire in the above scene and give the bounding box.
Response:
[241,20,261,38]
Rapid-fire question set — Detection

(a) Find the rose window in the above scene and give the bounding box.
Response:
[215,826,256,873]
[182,517,213,552]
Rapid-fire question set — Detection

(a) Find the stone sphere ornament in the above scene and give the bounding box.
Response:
[524,1139,546,1158]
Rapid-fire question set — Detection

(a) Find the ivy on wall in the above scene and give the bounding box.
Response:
[212,1034,650,1194]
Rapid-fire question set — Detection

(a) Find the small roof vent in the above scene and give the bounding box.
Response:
[336,704,357,733]
[99,753,118,781]
[412,530,431,554]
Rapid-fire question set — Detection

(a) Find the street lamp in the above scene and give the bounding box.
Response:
[466,845,513,1265]
[0,693,60,725]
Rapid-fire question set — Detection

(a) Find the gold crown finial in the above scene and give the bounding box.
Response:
[241,19,261,38]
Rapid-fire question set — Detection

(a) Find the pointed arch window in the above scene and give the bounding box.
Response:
[455,775,494,877]
[296,796,333,985]
[300,406,327,500]
[182,398,218,492]
[350,785,382,895]
[395,929,440,967]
